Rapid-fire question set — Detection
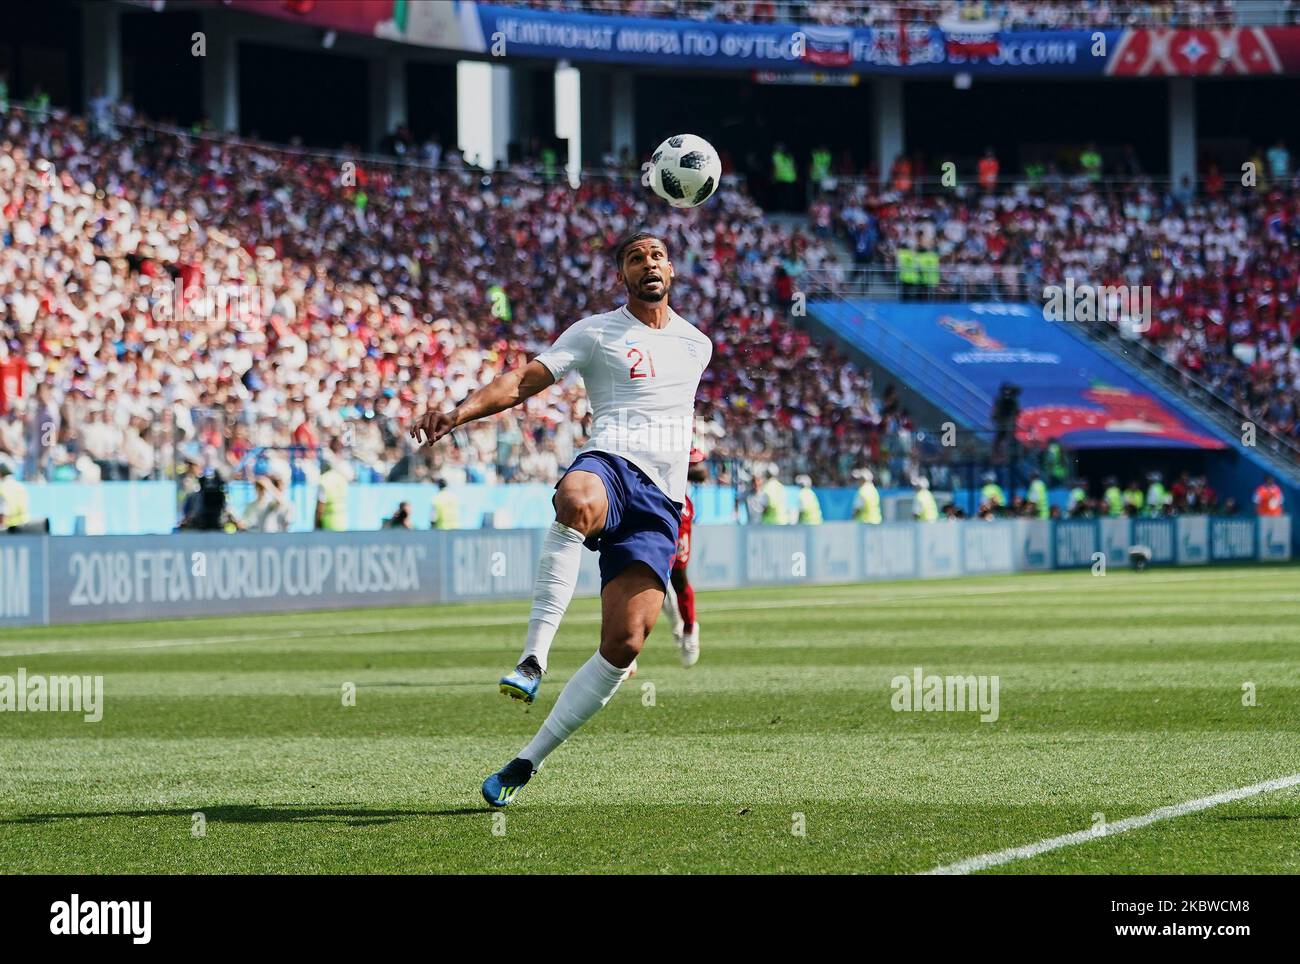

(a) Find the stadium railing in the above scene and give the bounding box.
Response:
[802,265,1038,302]
[800,268,997,428]
[1061,315,1300,478]
[813,173,1295,196]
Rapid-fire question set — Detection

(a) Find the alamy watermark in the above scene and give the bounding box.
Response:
[148,280,276,325]
[588,409,694,455]
[890,666,999,723]
[50,895,150,944]
[1042,279,1150,334]
[0,668,104,722]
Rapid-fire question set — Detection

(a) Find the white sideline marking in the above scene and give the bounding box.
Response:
[0,568,1266,658]
[920,772,1300,875]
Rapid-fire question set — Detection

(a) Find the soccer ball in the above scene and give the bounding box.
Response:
[648,134,722,209]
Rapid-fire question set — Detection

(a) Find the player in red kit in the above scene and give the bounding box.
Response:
[662,447,707,666]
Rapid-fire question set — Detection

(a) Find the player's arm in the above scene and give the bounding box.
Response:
[409,360,555,447]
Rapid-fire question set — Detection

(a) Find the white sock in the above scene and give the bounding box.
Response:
[518,651,629,767]
[662,583,683,631]
[519,521,586,673]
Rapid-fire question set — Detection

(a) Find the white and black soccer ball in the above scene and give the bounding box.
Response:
[648,134,722,209]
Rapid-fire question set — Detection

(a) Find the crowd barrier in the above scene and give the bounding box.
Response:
[0,516,1288,628]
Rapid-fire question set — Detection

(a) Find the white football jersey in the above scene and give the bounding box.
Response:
[535,304,712,504]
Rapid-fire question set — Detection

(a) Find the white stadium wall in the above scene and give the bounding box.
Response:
[0,517,1291,628]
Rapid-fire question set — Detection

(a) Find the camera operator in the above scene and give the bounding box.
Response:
[992,382,1021,461]
[179,469,240,532]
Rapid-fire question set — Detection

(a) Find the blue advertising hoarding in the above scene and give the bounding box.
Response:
[0,518,1289,627]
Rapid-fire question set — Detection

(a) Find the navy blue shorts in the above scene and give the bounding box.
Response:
[562,451,681,592]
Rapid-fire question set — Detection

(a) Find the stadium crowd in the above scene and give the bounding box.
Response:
[4,97,1296,505]
[817,159,1300,450]
[515,0,1244,28]
[0,102,909,491]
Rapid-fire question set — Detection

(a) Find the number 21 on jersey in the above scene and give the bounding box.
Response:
[627,347,657,379]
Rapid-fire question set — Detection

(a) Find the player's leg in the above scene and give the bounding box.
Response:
[671,565,700,667]
[661,568,685,639]
[482,564,663,807]
[670,565,693,632]
[499,470,607,702]
[596,561,662,666]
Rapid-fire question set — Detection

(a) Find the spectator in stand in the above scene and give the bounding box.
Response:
[514,1,1242,30]
[1078,143,1103,183]
[1253,475,1284,516]
[978,148,999,192]
[890,153,913,193]
[1,101,885,490]
[1170,470,1191,511]
[1267,139,1292,183]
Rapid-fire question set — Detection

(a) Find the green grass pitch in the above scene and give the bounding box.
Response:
[1,565,1297,874]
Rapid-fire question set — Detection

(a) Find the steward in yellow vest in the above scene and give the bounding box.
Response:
[761,475,788,524]
[913,479,939,521]
[853,469,882,524]
[0,464,29,528]
[432,479,459,529]
[796,475,823,525]
[316,457,351,531]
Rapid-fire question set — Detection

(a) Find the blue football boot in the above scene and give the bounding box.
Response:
[499,655,543,703]
[482,757,536,808]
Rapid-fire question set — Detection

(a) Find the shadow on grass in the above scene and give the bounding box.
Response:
[1,804,484,828]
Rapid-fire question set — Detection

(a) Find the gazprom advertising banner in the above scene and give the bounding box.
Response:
[1176,516,1210,565]
[1,518,1289,627]
[814,301,1226,451]
[1100,518,1131,566]
[1014,519,1052,571]
[810,523,861,583]
[1257,516,1291,562]
[864,523,918,581]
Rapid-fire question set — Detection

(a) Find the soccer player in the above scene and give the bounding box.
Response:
[409,232,712,808]
[661,447,707,666]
